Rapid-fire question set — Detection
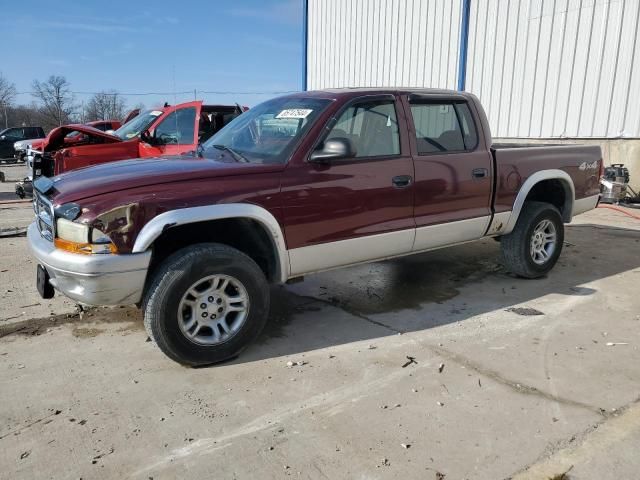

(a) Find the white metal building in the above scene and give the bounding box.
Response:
[304,0,640,140]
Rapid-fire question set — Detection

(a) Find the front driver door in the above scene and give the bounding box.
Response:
[281,94,416,276]
[139,101,202,157]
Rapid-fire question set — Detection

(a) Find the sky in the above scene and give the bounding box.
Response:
[1,0,303,110]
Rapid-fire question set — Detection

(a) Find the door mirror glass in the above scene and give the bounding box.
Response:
[310,137,356,163]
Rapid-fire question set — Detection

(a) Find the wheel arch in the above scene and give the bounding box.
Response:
[133,204,289,283]
[503,170,575,234]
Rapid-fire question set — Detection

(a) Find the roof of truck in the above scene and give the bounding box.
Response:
[283,87,475,101]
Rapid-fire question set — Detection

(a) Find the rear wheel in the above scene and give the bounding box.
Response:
[143,243,270,366]
[501,201,564,278]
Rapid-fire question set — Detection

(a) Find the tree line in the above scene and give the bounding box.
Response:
[0,72,140,132]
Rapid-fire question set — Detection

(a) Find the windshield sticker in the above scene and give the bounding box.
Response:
[276,109,313,119]
[150,110,163,116]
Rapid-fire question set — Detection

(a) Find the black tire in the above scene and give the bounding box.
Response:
[501,201,564,278]
[143,243,270,367]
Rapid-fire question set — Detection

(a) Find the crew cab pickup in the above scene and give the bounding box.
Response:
[27,88,602,366]
[28,101,244,179]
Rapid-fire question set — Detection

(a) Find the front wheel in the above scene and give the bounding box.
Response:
[143,243,270,366]
[501,201,564,278]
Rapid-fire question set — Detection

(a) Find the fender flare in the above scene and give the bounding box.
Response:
[503,169,575,234]
[132,203,290,283]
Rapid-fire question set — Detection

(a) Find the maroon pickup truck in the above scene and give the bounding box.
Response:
[27,88,602,366]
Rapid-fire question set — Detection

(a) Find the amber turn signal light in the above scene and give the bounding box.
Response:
[54,238,118,255]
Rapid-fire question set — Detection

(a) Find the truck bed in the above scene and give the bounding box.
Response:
[490,143,602,218]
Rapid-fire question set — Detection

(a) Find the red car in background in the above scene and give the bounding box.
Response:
[13,119,127,163]
[33,101,244,178]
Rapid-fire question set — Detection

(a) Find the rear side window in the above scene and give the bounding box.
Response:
[326,99,400,158]
[409,102,478,154]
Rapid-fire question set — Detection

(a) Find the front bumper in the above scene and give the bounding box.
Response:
[27,222,152,305]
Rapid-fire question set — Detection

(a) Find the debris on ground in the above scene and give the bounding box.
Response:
[368,344,377,350]
[606,342,629,346]
[547,464,574,479]
[20,451,30,460]
[437,401,444,407]
[506,307,545,316]
[435,472,446,479]
[401,443,411,449]
[438,363,445,373]
[380,458,390,467]
[402,356,417,368]
[286,360,307,368]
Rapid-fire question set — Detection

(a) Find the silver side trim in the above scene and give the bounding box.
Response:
[132,203,289,283]
[289,228,414,277]
[504,169,575,234]
[413,215,491,251]
[289,215,496,278]
[572,194,600,217]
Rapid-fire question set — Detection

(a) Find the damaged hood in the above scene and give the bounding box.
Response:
[43,124,122,151]
[45,155,283,204]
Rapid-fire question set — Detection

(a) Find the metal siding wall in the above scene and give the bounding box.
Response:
[307,0,640,139]
[307,0,462,90]
[466,0,640,138]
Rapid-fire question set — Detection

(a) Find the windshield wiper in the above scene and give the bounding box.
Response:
[212,144,248,163]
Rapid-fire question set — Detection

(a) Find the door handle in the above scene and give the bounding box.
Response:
[472,168,488,179]
[392,175,412,188]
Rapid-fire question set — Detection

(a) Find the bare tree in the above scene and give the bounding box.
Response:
[0,72,17,129]
[85,91,128,122]
[31,75,75,129]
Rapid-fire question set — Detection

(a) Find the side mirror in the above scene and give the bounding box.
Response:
[140,130,154,145]
[310,137,356,163]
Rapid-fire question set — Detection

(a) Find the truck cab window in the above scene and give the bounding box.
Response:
[154,107,196,145]
[409,102,477,154]
[326,100,400,158]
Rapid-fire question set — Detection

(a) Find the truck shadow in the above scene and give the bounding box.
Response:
[237,223,640,363]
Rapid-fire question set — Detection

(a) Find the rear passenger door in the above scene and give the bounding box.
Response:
[404,95,493,251]
[282,95,415,276]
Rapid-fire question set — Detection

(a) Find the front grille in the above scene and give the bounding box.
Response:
[33,191,54,242]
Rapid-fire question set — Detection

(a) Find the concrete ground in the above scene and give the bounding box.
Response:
[0,207,639,479]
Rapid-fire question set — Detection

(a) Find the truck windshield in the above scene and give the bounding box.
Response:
[201,97,332,164]
[114,110,164,140]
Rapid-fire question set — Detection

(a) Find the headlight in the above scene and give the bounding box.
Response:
[56,218,89,243]
[55,218,117,254]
